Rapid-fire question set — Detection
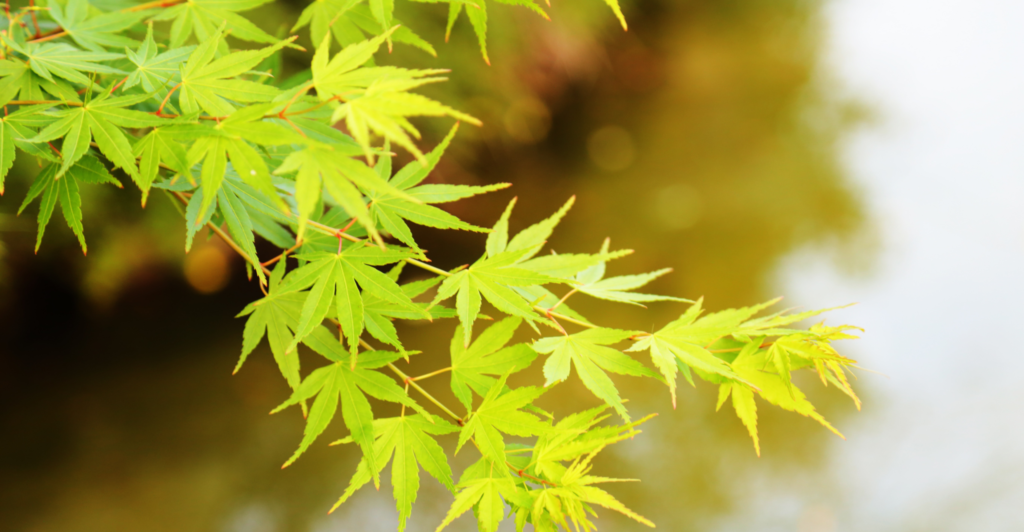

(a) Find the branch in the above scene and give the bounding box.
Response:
[169,191,271,278]
[507,461,557,487]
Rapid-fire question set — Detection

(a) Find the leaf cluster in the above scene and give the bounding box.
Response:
[0,1,865,531]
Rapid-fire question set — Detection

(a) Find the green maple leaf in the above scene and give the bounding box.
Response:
[486,195,575,261]
[186,103,299,220]
[627,297,771,407]
[132,126,190,206]
[436,457,519,532]
[527,406,650,481]
[310,30,480,163]
[456,371,549,465]
[430,248,567,347]
[182,184,218,252]
[533,328,655,422]
[17,157,121,253]
[431,197,582,346]
[0,57,82,107]
[0,118,12,195]
[368,126,510,251]
[123,23,196,98]
[29,91,181,181]
[236,259,306,396]
[220,174,299,249]
[329,413,459,530]
[446,0,626,64]
[177,27,292,117]
[276,244,424,356]
[293,0,437,56]
[448,317,537,412]
[1,36,124,86]
[49,0,147,52]
[216,178,267,284]
[717,339,845,456]
[271,326,428,481]
[150,0,279,48]
[0,105,64,168]
[361,263,456,352]
[445,0,548,65]
[0,103,61,193]
[521,448,654,532]
[272,139,416,240]
[574,238,690,306]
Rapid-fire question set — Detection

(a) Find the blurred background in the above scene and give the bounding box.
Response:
[1,0,1022,530]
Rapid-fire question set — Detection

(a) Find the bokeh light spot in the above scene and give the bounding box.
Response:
[183,243,231,294]
[587,125,636,171]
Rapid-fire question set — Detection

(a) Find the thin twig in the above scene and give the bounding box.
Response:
[407,367,452,383]
[260,240,302,267]
[156,83,181,116]
[28,30,66,43]
[123,0,185,12]
[170,191,271,278]
[507,461,557,486]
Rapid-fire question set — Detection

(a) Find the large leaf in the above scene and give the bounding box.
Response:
[449,317,537,412]
[533,328,654,421]
[329,414,459,531]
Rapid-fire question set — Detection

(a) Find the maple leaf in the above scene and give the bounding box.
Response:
[627,297,774,407]
[456,371,550,464]
[448,317,538,412]
[17,157,121,254]
[271,139,416,241]
[29,92,181,181]
[361,263,456,352]
[276,244,424,356]
[177,26,293,117]
[368,127,510,251]
[272,326,428,479]
[123,23,196,98]
[535,448,654,531]
[329,413,459,531]
[446,0,626,63]
[186,103,299,220]
[1,31,124,86]
[445,0,548,65]
[293,0,437,56]
[132,126,190,206]
[236,259,306,396]
[0,103,65,194]
[533,328,655,422]
[0,57,82,106]
[310,31,480,163]
[217,176,267,284]
[436,457,519,532]
[150,0,279,48]
[48,0,147,52]
[430,247,567,347]
[527,406,651,481]
[717,339,845,456]
[574,238,689,306]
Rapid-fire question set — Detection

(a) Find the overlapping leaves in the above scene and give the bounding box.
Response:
[272,326,428,473]
[310,30,480,163]
[0,4,867,532]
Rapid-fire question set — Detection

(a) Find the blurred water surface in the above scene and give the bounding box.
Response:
[0,0,1018,531]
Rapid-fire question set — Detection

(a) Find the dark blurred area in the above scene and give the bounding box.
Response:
[0,0,869,530]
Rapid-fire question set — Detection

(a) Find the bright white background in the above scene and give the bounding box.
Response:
[724,1,1024,530]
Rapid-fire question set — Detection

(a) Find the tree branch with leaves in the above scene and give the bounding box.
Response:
[0,0,865,530]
